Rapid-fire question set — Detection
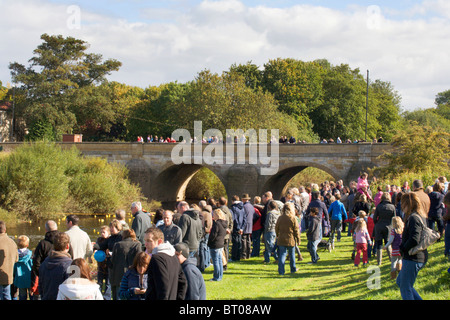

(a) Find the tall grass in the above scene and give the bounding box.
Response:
[0,141,143,220]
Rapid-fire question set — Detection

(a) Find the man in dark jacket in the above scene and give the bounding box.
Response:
[158,210,182,246]
[305,191,330,231]
[31,220,73,299]
[177,201,203,258]
[174,242,206,300]
[131,201,152,251]
[38,232,73,300]
[230,195,247,261]
[145,227,187,300]
[241,194,255,260]
[373,193,396,265]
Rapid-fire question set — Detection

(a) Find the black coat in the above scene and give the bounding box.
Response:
[373,200,396,241]
[400,213,428,263]
[207,220,227,249]
[428,191,444,218]
[145,251,187,300]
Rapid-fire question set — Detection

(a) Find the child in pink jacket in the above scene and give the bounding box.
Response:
[353,219,372,267]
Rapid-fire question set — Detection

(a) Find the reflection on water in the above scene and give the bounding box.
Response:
[5,213,136,250]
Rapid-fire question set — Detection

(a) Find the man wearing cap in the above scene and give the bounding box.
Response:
[174,243,206,300]
[241,194,255,260]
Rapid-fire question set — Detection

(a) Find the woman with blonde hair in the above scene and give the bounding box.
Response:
[384,216,404,279]
[275,202,301,275]
[397,192,428,300]
[207,209,228,281]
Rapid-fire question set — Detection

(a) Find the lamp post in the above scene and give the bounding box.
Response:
[365,70,369,142]
[10,84,15,142]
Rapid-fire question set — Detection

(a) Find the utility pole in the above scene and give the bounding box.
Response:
[365,70,369,142]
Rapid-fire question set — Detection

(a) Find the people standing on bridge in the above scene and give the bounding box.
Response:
[131,201,152,251]
[241,194,255,260]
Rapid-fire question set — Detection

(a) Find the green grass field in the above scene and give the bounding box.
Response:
[201,233,450,300]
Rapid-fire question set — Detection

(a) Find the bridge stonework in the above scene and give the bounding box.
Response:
[1,142,391,207]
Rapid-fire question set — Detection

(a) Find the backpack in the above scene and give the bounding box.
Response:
[408,213,440,256]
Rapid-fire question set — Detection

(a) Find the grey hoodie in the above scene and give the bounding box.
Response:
[178,209,203,252]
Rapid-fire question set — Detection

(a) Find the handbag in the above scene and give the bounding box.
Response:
[408,213,440,256]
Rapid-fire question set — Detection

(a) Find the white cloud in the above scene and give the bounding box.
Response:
[1,0,449,110]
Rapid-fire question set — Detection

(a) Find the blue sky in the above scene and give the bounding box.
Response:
[1,0,450,111]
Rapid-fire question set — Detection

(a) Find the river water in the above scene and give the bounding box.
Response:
[5,213,136,250]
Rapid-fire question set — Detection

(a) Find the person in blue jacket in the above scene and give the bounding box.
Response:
[119,251,150,300]
[174,242,206,300]
[230,195,247,262]
[13,235,33,300]
[328,193,348,249]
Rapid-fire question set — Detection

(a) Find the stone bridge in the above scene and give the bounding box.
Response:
[1,142,391,207]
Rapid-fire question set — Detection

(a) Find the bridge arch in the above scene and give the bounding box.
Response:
[152,163,227,209]
[260,162,339,200]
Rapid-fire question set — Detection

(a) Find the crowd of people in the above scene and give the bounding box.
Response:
[0,174,448,301]
[137,134,385,144]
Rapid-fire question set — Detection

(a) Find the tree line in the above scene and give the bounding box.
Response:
[1,33,449,143]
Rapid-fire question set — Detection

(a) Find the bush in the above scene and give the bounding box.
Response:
[0,142,143,219]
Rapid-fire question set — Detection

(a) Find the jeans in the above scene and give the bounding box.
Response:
[278,246,296,275]
[251,229,263,257]
[264,231,278,262]
[445,222,450,257]
[198,234,211,272]
[307,239,321,263]
[396,259,425,300]
[0,285,11,300]
[330,220,343,243]
[210,248,224,281]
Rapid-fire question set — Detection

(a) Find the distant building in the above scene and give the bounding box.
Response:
[0,101,12,142]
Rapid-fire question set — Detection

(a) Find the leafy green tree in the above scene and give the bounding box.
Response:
[368,79,402,141]
[377,122,450,178]
[309,63,368,140]
[9,34,121,139]
[261,58,324,136]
